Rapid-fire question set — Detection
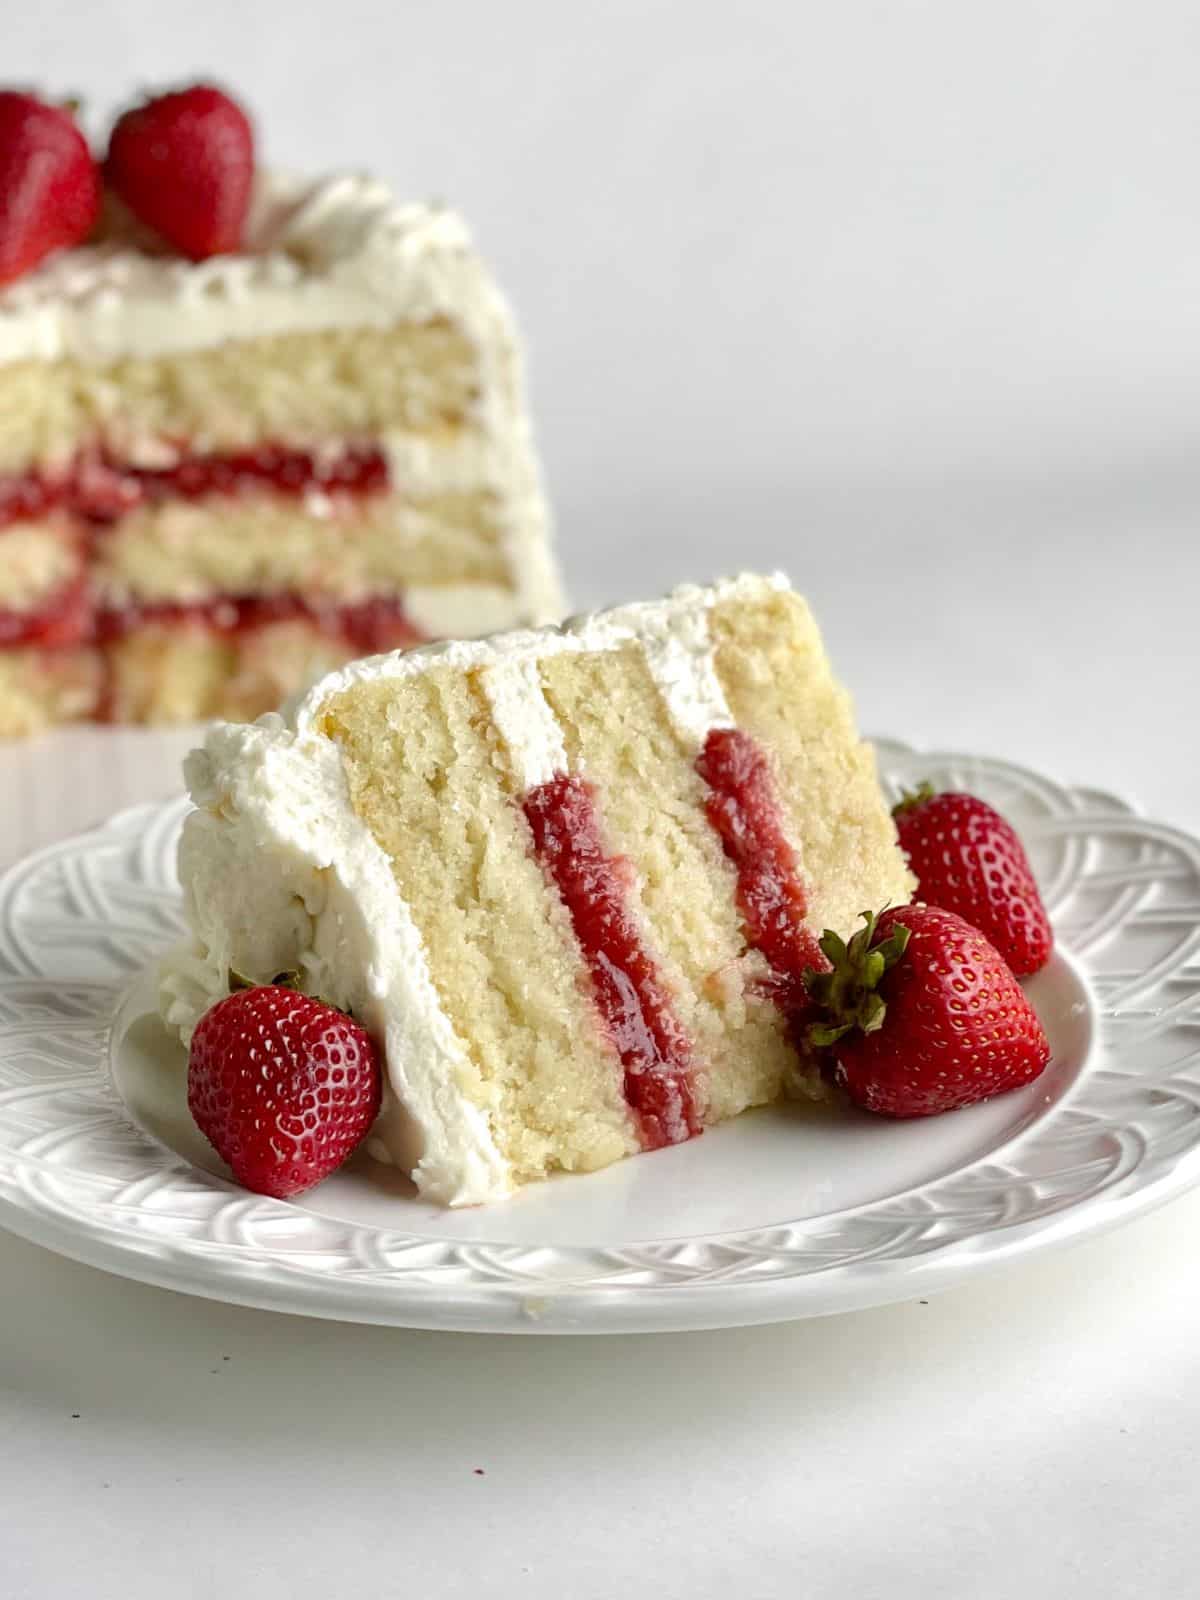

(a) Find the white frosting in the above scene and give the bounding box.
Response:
[381,430,509,495]
[481,656,567,788]
[0,172,481,367]
[402,583,534,640]
[635,602,734,748]
[162,573,783,1205]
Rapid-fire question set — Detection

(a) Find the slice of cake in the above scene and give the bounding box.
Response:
[163,574,915,1205]
[0,88,561,737]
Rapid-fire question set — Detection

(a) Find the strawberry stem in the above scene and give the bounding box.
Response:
[802,911,911,1049]
[228,967,302,992]
[891,781,937,818]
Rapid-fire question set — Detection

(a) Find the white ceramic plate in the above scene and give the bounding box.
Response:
[0,740,1197,1334]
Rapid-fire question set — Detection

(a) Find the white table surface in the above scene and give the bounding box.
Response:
[7,1,1200,1593]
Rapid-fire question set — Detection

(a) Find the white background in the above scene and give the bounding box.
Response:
[3,3,1200,1596]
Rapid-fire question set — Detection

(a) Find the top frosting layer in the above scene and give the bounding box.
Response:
[0,171,486,366]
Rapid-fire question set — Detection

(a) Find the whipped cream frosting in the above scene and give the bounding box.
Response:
[161,573,784,1205]
[402,584,544,641]
[0,172,486,367]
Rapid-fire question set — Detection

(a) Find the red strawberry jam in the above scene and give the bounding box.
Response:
[126,444,389,505]
[0,443,390,529]
[522,774,702,1150]
[0,473,68,528]
[0,572,93,649]
[96,592,423,654]
[696,728,828,1016]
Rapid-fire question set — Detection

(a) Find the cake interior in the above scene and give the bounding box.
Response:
[0,313,553,733]
[315,584,911,1188]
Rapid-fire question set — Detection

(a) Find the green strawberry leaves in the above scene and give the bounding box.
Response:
[802,910,911,1049]
[228,967,302,993]
[890,781,937,819]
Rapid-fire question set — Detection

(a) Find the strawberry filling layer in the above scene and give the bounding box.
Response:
[0,440,404,653]
[0,583,423,655]
[522,774,702,1151]
[696,728,828,1021]
[0,572,92,649]
[100,593,424,654]
[0,442,390,529]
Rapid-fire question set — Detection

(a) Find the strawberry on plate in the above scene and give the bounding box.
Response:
[188,984,381,1198]
[0,91,100,286]
[105,83,254,260]
[804,905,1051,1118]
[893,784,1053,976]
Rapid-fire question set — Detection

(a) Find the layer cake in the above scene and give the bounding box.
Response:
[163,574,914,1205]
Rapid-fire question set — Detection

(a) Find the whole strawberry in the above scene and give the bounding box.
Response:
[805,905,1050,1118]
[893,785,1052,976]
[0,92,100,286]
[188,985,381,1198]
[105,83,254,260]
